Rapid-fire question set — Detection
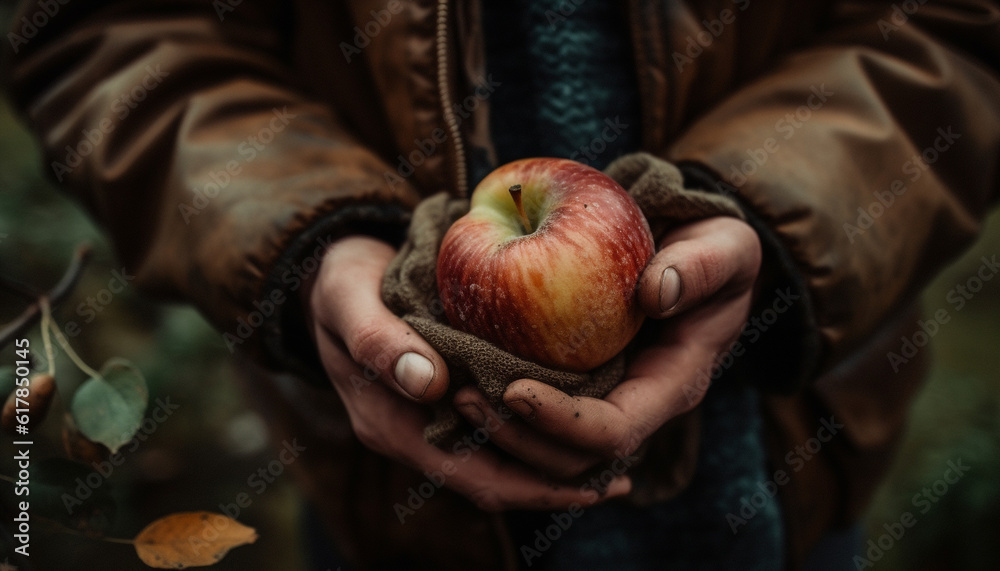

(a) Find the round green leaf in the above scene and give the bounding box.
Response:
[70,358,148,454]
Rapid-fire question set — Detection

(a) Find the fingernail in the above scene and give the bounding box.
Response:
[659,267,681,313]
[506,399,534,419]
[457,403,486,426]
[394,352,435,399]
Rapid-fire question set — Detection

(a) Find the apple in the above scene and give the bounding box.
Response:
[436,157,655,372]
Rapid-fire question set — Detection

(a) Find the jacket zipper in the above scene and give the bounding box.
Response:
[436,0,469,198]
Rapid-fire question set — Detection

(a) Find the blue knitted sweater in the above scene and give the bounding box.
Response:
[479,0,639,172]
[478,2,785,569]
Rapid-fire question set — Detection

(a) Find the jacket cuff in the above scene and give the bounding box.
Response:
[252,203,411,388]
[678,162,822,392]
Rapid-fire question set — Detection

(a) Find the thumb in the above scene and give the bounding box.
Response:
[637,217,761,319]
[310,236,449,402]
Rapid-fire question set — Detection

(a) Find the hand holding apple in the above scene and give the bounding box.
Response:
[436,158,656,372]
[302,235,630,511]
[453,216,762,479]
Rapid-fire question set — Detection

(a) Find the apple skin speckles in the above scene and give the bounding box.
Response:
[436,158,655,372]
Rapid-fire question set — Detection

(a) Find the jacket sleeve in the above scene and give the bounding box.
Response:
[668,0,1000,379]
[3,0,417,373]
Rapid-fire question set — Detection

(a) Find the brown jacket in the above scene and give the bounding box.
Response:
[5,0,999,568]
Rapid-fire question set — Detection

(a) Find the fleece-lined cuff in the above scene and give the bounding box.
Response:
[258,203,411,388]
[678,162,821,393]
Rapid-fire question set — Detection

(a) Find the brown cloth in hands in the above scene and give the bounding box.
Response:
[380,191,625,445]
[382,153,744,455]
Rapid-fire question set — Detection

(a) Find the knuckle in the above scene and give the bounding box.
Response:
[349,319,395,374]
[690,247,726,300]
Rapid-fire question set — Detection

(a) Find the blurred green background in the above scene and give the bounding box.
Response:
[0,91,306,570]
[0,3,306,567]
[1,6,998,571]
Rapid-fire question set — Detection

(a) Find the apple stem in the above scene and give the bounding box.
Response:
[509,184,533,234]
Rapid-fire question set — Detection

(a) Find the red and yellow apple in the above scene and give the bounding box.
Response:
[436,158,655,372]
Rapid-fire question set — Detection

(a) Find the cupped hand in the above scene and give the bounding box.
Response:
[303,235,630,510]
[453,217,762,479]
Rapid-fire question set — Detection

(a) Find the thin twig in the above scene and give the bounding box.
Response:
[35,514,135,545]
[0,244,92,350]
[40,297,56,377]
[48,318,101,379]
